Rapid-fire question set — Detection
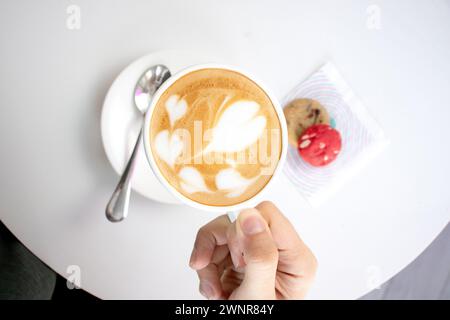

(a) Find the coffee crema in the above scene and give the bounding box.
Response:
[149,68,282,206]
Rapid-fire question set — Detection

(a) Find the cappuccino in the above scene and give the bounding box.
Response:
[149,68,282,206]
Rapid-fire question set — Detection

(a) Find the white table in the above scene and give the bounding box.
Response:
[1,0,449,299]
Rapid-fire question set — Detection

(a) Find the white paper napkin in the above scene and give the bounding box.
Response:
[283,62,389,206]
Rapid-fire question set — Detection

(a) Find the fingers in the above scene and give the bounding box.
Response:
[234,208,278,299]
[255,201,303,251]
[226,222,245,268]
[196,244,230,300]
[190,201,318,300]
[190,215,234,300]
[189,215,230,270]
[226,201,318,299]
[256,201,318,278]
[227,201,317,277]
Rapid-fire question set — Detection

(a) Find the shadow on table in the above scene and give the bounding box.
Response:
[0,221,97,300]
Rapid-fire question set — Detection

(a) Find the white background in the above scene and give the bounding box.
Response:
[0,0,449,299]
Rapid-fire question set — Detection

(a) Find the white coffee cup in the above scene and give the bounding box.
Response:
[143,63,287,214]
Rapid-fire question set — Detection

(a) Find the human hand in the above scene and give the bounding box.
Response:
[189,201,317,299]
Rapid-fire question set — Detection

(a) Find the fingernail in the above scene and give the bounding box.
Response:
[240,213,265,236]
[230,251,240,269]
[189,249,197,269]
[199,282,214,299]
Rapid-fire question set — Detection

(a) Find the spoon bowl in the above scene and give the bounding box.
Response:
[134,65,171,114]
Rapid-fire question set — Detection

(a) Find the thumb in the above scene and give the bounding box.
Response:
[236,208,278,299]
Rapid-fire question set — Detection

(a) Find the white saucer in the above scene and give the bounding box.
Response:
[101,50,220,203]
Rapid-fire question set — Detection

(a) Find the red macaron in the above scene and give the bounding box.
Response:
[298,124,342,167]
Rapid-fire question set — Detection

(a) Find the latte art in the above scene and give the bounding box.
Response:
[150,68,282,206]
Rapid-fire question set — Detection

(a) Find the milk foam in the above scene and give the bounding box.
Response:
[179,166,210,193]
[165,95,187,127]
[154,100,265,197]
[216,168,257,197]
[154,130,183,167]
[206,100,267,153]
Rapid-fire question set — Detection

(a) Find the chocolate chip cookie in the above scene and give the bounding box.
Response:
[283,98,330,147]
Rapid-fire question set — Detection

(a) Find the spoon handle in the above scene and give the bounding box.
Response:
[106,129,143,222]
